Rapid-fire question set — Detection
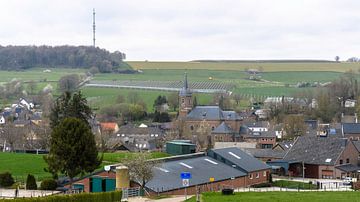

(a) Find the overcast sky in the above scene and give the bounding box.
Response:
[1,0,360,61]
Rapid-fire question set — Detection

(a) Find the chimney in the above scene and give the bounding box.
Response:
[355,113,358,123]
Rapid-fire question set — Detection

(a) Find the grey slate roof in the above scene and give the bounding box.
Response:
[145,155,246,192]
[335,164,360,172]
[352,141,360,153]
[342,123,360,134]
[283,136,347,166]
[186,106,240,121]
[209,147,270,173]
[187,106,224,120]
[212,122,234,134]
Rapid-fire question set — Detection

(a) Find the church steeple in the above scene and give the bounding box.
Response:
[179,72,193,118]
[179,72,192,97]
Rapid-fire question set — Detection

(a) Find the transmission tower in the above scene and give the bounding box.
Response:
[93,8,96,47]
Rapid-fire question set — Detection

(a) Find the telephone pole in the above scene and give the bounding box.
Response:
[93,8,96,47]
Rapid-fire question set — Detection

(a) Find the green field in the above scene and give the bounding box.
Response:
[0,152,170,182]
[82,87,213,112]
[0,64,354,112]
[186,192,360,202]
[127,61,360,72]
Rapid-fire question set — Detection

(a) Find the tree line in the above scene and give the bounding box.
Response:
[0,45,130,72]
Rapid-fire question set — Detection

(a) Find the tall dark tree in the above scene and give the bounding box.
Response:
[44,118,101,184]
[26,174,37,190]
[193,96,198,107]
[49,91,92,129]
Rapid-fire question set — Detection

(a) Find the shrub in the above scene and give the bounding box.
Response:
[10,191,122,202]
[251,182,272,188]
[26,174,37,190]
[0,172,15,187]
[40,179,58,190]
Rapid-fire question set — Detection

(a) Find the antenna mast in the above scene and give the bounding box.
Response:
[93,8,96,47]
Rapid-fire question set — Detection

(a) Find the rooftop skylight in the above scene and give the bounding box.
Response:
[228,152,241,159]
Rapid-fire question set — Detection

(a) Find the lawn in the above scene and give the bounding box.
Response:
[0,68,85,82]
[127,61,360,72]
[0,152,51,182]
[0,151,170,182]
[186,192,360,202]
[82,87,213,112]
[272,180,317,189]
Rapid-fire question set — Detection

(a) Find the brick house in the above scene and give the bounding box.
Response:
[342,123,360,140]
[283,136,360,179]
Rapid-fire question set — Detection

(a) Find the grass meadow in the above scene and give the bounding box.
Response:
[127,61,360,72]
[186,192,360,202]
[0,152,169,182]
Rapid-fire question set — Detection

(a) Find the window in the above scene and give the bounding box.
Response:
[190,125,194,131]
[340,160,343,165]
[256,173,259,178]
[182,98,185,104]
[346,158,350,164]
[263,171,267,177]
[211,126,215,131]
[249,174,253,179]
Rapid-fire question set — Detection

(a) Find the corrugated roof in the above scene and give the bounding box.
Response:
[145,156,246,192]
[284,136,347,166]
[209,147,270,173]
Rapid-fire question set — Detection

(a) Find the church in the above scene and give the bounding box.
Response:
[177,73,243,147]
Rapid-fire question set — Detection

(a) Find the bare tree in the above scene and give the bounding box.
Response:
[58,74,80,93]
[127,92,140,104]
[168,92,179,111]
[123,153,160,190]
[283,114,307,140]
[1,123,27,152]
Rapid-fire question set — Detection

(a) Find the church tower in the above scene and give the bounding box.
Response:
[179,72,193,118]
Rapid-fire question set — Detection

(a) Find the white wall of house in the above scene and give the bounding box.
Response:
[0,116,5,124]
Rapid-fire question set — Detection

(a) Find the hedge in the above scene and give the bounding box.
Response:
[0,191,122,202]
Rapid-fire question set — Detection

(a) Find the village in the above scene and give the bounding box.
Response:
[0,72,359,201]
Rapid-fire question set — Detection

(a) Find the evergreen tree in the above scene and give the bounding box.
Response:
[44,118,101,185]
[219,95,224,109]
[26,174,37,190]
[193,96,198,107]
[49,91,92,129]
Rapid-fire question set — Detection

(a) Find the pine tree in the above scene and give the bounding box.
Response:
[44,118,101,185]
[49,91,92,129]
[26,174,37,190]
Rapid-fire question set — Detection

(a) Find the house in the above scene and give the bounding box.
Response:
[240,126,276,149]
[272,140,294,152]
[100,122,120,134]
[107,125,165,151]
[243,121,270,132]
[19,98,34,110]
[282,136,359,179]
[0,115,5,125]
[211,122,238,142]
[345,99,356,108]
[342,123,360,140]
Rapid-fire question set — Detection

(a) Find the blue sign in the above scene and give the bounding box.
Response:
[180,172,191,179]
